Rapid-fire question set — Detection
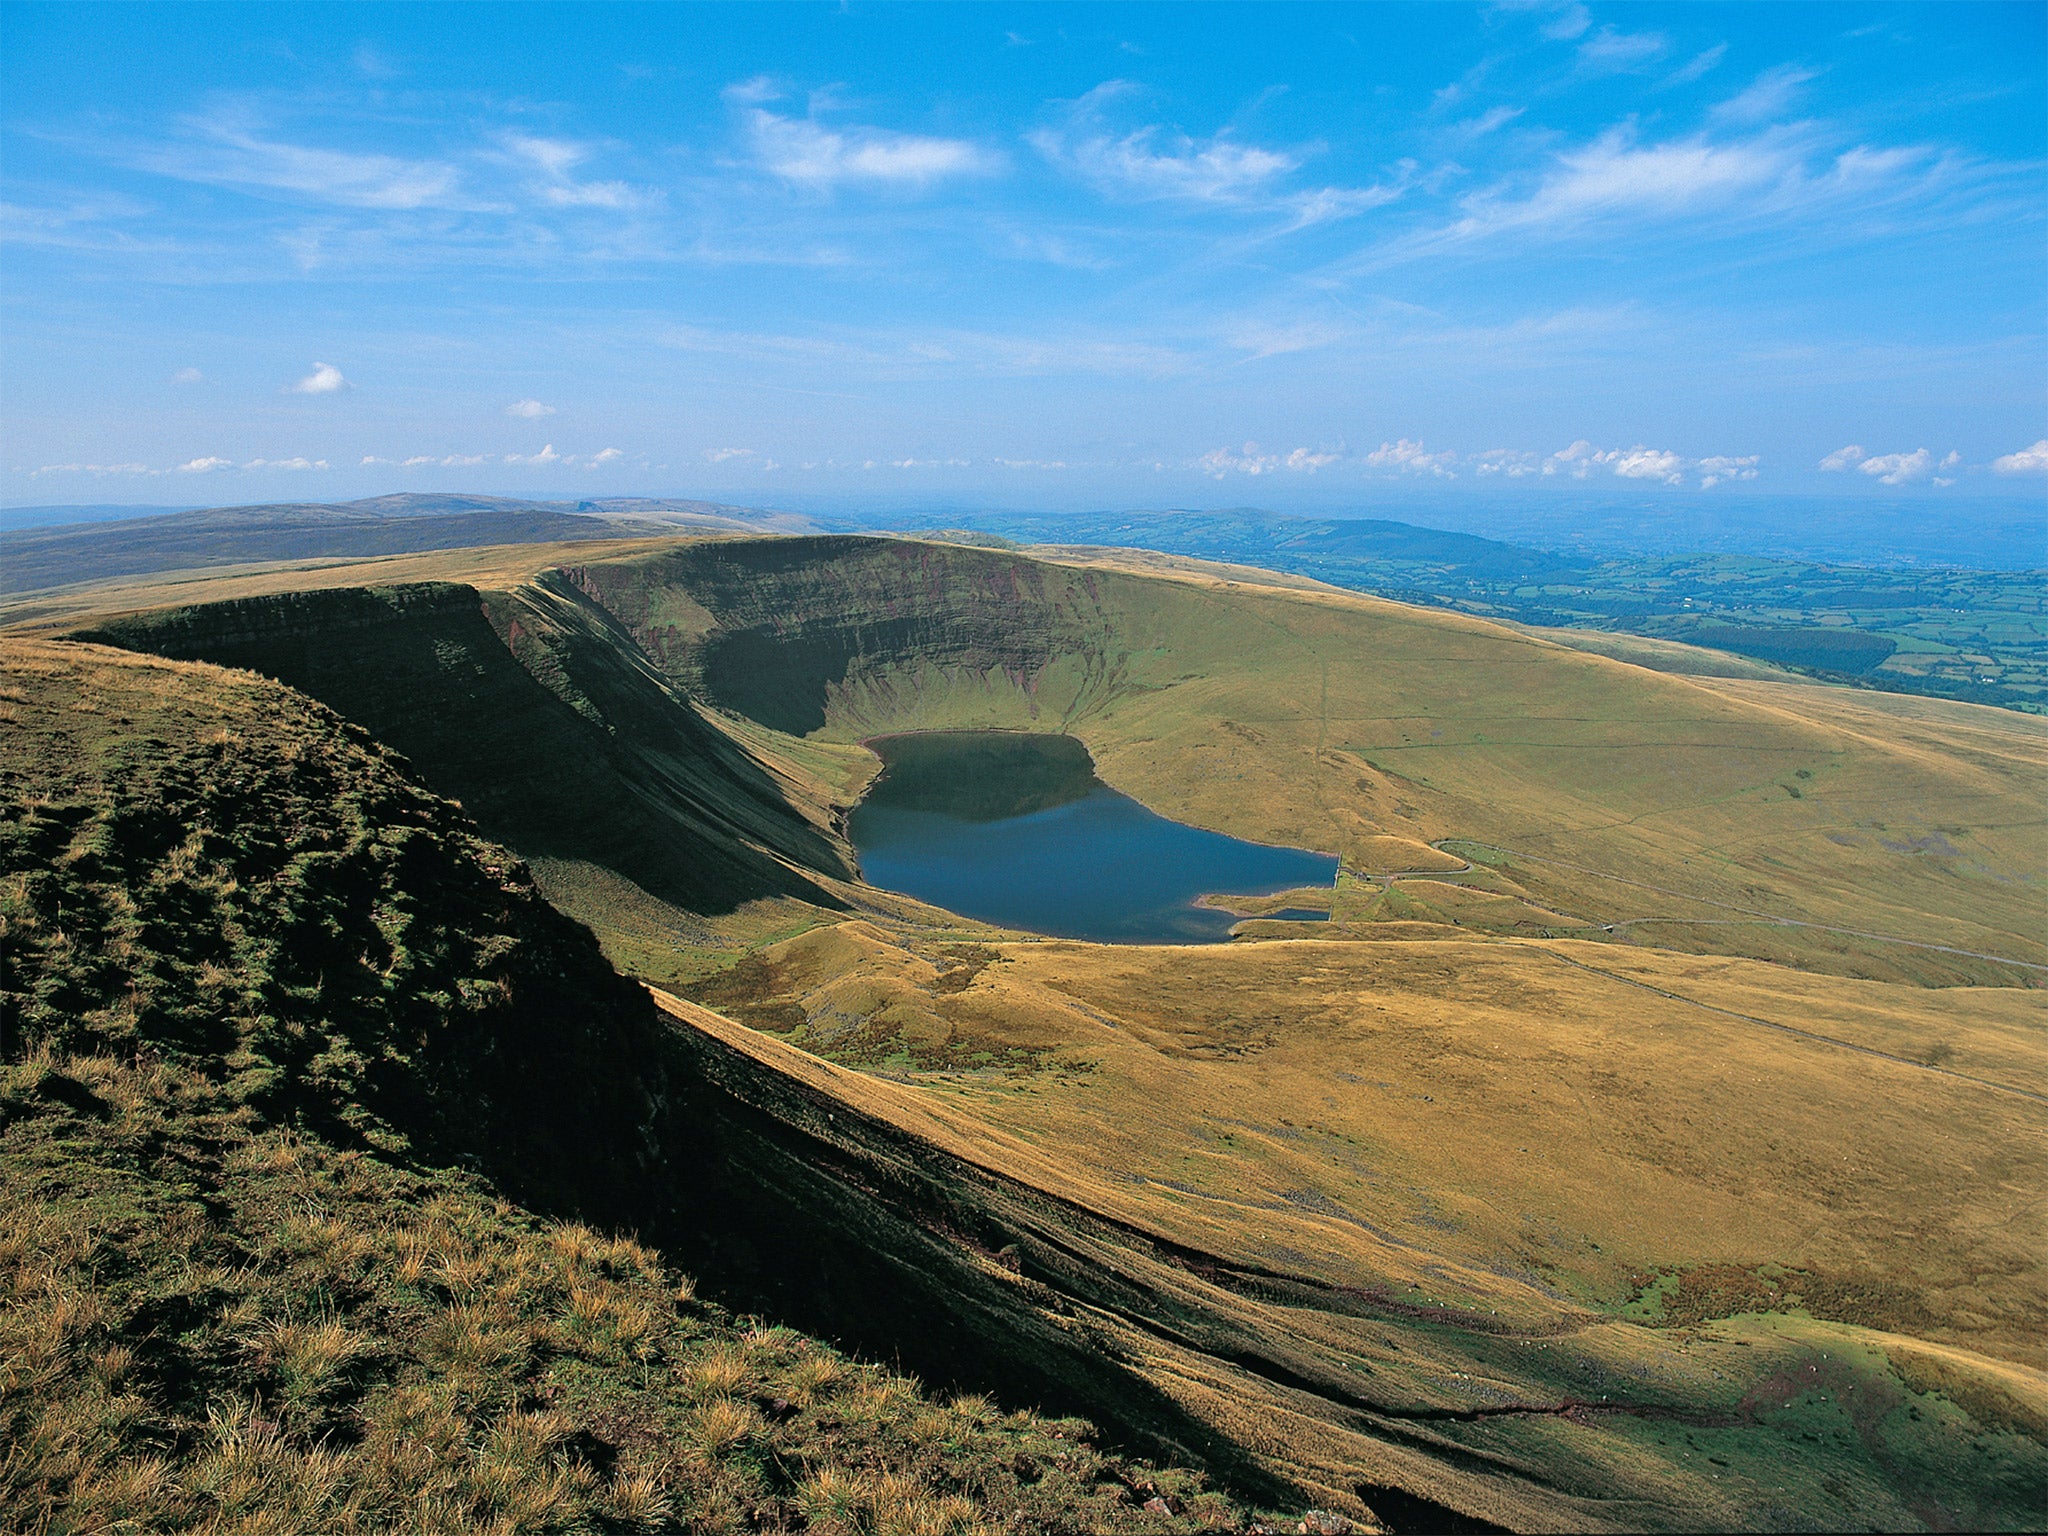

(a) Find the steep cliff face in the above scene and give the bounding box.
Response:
[0,638,1259,1529]
[76,580,854,915]
[557,537,1154,736]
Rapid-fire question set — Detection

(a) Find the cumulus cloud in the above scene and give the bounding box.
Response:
[732,86,999,187]
[1818,444,1866,471]
[171,367,204,385]
[177,456,233,473]
[31,461,151,476]
[1698,454,1760,488]
[505,398,556,418]
[1473,448,1542,478]
[1365,438,1456,477]
[1608,445,1685,484]
[589,446,624,465]
[704,447,757,462]
[390,452,491,468]
[994,457,1068,469]
[503,444,560,466]
[1856,448,1933,485]
[1197,442,1344,477]
[1538,439,1729,486]
[290,362,349,395]
[1993,439,2048,475]
[241,457,327,471]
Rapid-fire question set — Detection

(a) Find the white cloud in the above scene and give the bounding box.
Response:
[1032,83,1396,226]
[290,362,349,395]
[1579,27,1670,73]
[30,461,151,476]
[1666,44,1728,85]
[1993,440,2048,475]
[1857,448,1932,485]
[1365,438,1456,477]
[736,97,998,187]
[1538,439,1713,486]
[704,447,756,462]
[503,444,560,466]
[177,456,233,473]
[994,457,1068,469]
[171,366,204,385]
[1697,454,1760,488]
[501,133,647,210]
[143,112,461,210]
[1712,65,1819,126]
[505,398,556,419]
[1384,119,1965,262]
[241,457,327,471]
[1473,448,1541,477]
[1198,442,1344,477]
[1457,106,1525,138]
[1609,445,1685,483]
[1818,444,1866,471]
[589,447,624,465]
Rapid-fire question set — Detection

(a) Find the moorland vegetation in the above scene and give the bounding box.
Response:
[4,521,2044,1532]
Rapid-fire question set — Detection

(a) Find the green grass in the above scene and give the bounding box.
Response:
[0,639,1240,1535]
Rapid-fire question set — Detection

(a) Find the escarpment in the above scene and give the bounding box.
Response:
[552,537,1156,735]
[77,578,857,916]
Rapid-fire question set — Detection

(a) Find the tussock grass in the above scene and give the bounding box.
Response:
[0,639,1236,1535]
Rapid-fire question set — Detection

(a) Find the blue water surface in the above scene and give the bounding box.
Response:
[849,734,1337,943]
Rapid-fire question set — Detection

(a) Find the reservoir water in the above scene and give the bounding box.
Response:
[847,731,1339,943]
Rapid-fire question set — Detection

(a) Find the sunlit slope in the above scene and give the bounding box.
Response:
[667,952,2048,1533]
[40,533,2048,1528]
[709,923,2044,1355]
[0,638,1247,1534]
[569,537,2046,974]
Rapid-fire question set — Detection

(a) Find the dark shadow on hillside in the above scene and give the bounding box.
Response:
[77,582,849,916]
[555,537,1131,737]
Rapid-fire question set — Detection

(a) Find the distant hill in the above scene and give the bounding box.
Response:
[891,507,2045,713]
[0,493,816,595]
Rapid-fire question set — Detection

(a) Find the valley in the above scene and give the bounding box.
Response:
[6,527,2044,1532]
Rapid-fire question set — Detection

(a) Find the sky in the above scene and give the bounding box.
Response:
[3,0,2045,518]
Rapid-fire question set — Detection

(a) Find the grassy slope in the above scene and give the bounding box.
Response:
[36,534,2048,1529]
[575,538,2045,976]
[0,639,1241,1535]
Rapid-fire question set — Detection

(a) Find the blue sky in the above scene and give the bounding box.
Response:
[3,1,2044,513]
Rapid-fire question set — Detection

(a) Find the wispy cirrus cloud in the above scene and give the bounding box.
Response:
[1360,117,2010,269]
[500,133,650,209]
[1032,83,1403,230]
[134,110,465,209]
[729,79,1000,189]
[1711,65,1820,126]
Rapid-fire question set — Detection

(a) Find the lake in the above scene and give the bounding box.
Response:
[847,731,1339,943]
